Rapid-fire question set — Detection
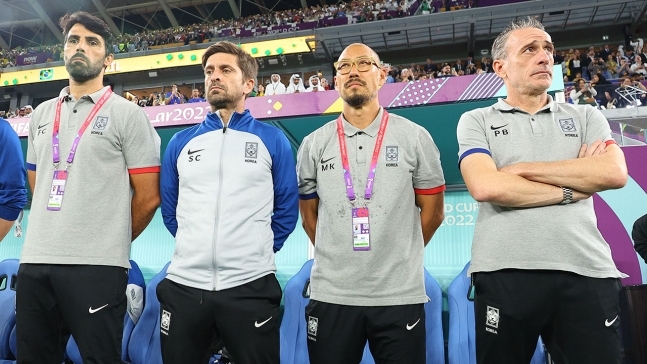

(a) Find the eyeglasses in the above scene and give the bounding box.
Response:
[334,56,380,75]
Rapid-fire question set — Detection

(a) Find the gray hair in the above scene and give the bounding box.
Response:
[491,17,545,61]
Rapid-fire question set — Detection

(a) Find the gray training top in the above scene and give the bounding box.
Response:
[25,86,161,268]
[297,108,446,306]
[457,96,624,279]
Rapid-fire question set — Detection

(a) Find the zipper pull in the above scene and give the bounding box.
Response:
[223,124,227,134]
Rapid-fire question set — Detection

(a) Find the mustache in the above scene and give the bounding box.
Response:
[69,53,90,62]
[208,82,227,90]
[344,78,366,88]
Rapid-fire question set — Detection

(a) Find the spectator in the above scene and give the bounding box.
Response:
[616,57,632,78]
[465,62,477,75]
[588,56,613,81]
[421,0,433,14]
[400,68,414,81]
[454,58,465,73]
[265,74,287,95]
[480,57,493,73]
[257,84,265,96]
[630,55,647,76]
[286,74,306,93]
[306,75,325,92]
[569,78,598,106]
[24,105,33,118]
[424,58,438,74]
[386,70,396,83]
[438,63,453,77]
[568,52,582,81]
[165,84,184,104]
[606,54,618,78]
[320,78,331,90]
[599,44,612,62]
[187,88,205,103]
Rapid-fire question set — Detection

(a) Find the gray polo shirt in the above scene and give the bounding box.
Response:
[24,86,161,268]
[457,96,624,278]
[297,108,445,306]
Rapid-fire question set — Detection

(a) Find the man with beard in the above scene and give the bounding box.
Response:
[286,74,306,93]
[265,73,286,95]
[457,17,626,364]
[19,11,161,363]
[296,43,446,364]
[306,75,325,92]
[159,41,298,364]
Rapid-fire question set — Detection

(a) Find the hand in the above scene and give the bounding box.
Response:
[578,140,607,158]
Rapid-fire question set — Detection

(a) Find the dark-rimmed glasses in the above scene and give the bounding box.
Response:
[334,57,380,75]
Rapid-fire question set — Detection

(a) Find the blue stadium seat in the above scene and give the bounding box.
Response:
[0,259,19,361]
[424,268,446,363]
[279,259,313,364]
[128,262,170,364]
[7,327,14,360]
[65,260,146,363]
[447,262,545,364]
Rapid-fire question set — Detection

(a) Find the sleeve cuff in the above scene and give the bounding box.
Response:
[26,163,36,171]
[458,148,492,168]
[128,166,161,174]
[299,192,319,200]
[414,185,446,195]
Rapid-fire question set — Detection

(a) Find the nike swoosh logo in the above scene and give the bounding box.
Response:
[320,157,335,164]
[406,318,420,330]
[255,316,273,328]
[605,315,618,327]
[490,124,509,130]
[187,149,204,155]
[88,304,109,314]
[38,123,51,129]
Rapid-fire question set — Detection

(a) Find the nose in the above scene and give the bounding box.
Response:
[537,48,552,65]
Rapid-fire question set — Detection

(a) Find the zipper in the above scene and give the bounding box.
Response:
[212,118,228,291]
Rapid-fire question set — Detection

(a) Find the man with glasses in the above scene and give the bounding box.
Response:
[296,43,446,364]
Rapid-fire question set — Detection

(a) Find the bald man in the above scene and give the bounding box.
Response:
[296,43,445,364]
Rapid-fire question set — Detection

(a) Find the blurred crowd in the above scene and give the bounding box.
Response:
[0,0,487,68]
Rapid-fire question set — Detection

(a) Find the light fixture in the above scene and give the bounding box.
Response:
[148,71,158,77]
[297,54,303,64]
[258,58,265,68]
[279,54,287,66]
[2,94,10,100]
[268,58,279,65]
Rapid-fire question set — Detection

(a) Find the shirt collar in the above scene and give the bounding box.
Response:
[340,107,384,137]
[58,85,111,103]
[492,94,557,114]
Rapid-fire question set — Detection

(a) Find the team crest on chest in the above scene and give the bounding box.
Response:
[558,118,577,132]
[92,116,109,131]
[385,146,399,167]
[245,142,258,163]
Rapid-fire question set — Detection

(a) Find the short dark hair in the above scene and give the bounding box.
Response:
[60,11,114,57]
[202,41,258,84]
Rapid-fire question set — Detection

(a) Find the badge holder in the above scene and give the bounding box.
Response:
[352,207,370,251]
[47,169,68,211]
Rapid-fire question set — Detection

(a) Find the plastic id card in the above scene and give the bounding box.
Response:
[47,170,68,211]
[352,207,370,251]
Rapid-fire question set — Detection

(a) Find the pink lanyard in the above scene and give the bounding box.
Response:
[52,89,112,166]
[336,110,389,202]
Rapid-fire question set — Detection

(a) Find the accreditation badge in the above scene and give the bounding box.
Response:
[47,170,68,211]
[352,207,370,251]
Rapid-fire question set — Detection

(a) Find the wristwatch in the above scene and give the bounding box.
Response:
[560,187,573,205]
